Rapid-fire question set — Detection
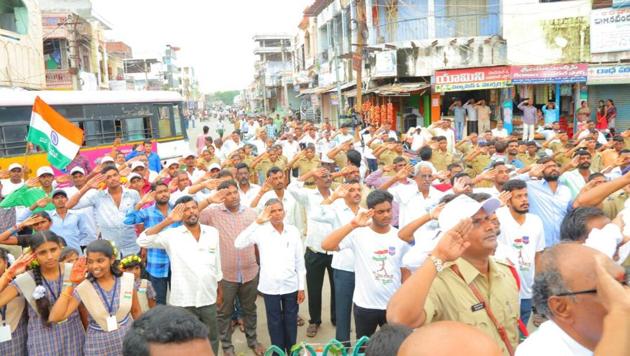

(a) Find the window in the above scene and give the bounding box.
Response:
[1,125,27,155]
[0,0,28,35]
[82,121,103,146]
[157,105,172,138]
[124,117,147,141]
[173,105,182,136]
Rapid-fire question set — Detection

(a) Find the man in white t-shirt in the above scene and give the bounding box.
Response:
[494,179,544,326]
[322,190,410,340]
[1,163,25,196]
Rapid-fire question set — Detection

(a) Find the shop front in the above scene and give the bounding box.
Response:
[433,66,511,132]
[510,64,588,134]
[587,64,630,132]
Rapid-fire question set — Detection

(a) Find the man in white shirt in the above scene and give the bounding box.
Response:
[235,163,260,207]
[287,168,335,337]
[322,190,410,340]
[429,120,456,153]
[314,180,362,346]
[250,166,301,234]
[516,244,623,356]
[62,166,98,248]
[491,120,509,139]
[235,199,305,355]
[495,179,545,326]
[222,130,244,158]
[137,195,223,355]
[1,163,24,196]
[280,134,300,162]
[559,149,593,199]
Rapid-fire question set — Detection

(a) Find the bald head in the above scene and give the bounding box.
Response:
[397,321,502,356]
[533,243,623,351]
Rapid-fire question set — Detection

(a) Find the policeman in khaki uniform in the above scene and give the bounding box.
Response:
[287,143,321,187]
[465,142,492,178]
[387,194,519,356]
[431,136,454,173]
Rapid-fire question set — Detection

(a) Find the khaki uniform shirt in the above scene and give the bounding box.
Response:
[378,149,398,167]
[467,153,492,178]
[198,156,220,170]
[257,157,288,178]
[549,142,569,167]
[424,258,519,356]
[602,190,628,220]
[516,153,537,167]
[295,157,321,184]
[431,150,454,172]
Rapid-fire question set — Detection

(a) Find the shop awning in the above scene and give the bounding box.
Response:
[370,82,430,96]
[326,82,356,93]
[298,84,337,96]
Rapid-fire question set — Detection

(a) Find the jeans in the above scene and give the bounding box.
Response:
[522,123,535,141]
[454,121,465,141]
[148,274,169,305]
[353,304,387,339]
[185,304,219,355]
[333,269,355,347]
[305,249,335,325]
[263,292,299,355]
[218,277,259,352]
[520,298,532,327]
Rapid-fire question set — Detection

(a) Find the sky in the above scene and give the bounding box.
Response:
[92,0,312,93]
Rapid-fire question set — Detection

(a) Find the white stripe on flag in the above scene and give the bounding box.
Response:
[30,111,81,159]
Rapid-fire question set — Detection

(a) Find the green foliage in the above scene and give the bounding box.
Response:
[207,90,240,105]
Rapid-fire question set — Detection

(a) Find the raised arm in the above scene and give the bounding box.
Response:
[387,219,472,327]
[321,210,372,251]
[49,258,85,322]
[574,171,630,208]
[398,204,443,243]
[66,174,104,209]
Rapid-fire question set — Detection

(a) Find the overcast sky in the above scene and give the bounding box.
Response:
[92,0,311,93]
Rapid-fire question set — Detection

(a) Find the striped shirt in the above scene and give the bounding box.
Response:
[124,204,179,278]
[199,204,258,283]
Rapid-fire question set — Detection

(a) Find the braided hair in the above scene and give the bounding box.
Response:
[85,240,122,282]
[29,230,64,327]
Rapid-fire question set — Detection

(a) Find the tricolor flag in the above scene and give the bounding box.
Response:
[27,97,84,169]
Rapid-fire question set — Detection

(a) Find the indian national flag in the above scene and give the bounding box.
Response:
[27,97,84,169]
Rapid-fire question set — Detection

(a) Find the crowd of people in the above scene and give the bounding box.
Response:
[0,110,629,356]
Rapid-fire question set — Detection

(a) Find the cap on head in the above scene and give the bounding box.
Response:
[438,194,500,231]
[70,166,85,175]
[8,163,22,171]
[36,166,54,177]
[127,173,143,182]
[209,163,221,171]
[100,156,115,164]
[131,161,146,170]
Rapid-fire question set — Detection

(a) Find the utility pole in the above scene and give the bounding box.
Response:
[354,0,366,112]
[69,14,82,90]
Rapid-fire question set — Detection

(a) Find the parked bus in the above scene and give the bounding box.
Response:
[0,90,188,174]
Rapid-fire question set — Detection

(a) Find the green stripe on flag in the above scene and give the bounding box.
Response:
[27,128,73,169]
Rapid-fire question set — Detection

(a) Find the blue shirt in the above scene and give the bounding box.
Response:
[124,204,180,278]
[542,105,559,125]
[524,179,573,247]
[74,188,141,257]
[126,151,162,172]
[49,210,95,252]
[452,107,466,123]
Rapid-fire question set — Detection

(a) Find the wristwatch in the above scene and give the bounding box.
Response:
[430,255,444,273]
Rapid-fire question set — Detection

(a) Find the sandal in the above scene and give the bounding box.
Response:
[297,315,305,327]
[250,342,265,356]
[306,323,319,337]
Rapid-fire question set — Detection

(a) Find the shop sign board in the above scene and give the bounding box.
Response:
[373,50,397,78]
[510,64,588,84]
[591,8,630,53]
[433,66,511,92]
[588,64,630,85]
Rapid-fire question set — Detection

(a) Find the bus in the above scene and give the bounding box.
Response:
[0,90,188,174]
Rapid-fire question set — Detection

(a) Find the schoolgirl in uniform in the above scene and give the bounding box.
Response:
[0,231,85,355]
[49,240,141,356]
[0,248,32,356]
[120,255,156,313]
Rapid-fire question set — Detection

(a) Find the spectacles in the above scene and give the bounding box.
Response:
[554,268,630,297]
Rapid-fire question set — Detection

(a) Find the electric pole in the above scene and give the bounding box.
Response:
[354,0,366,112]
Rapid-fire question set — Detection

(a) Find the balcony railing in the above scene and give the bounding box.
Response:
[45,69,73,90]
[435,13,500,38]
[374,17,429,43]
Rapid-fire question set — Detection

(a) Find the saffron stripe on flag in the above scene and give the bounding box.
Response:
[32,96,83,146]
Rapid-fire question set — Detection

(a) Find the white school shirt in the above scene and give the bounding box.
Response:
[137,224,222,307]
[494,207,545,299]
[234,222,306,295]
[338,226,410,310]
[515,320,592,356]
[312,200,356,272]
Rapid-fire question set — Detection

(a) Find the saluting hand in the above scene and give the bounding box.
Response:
[432,218,473,262]
[70,257,88,285]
